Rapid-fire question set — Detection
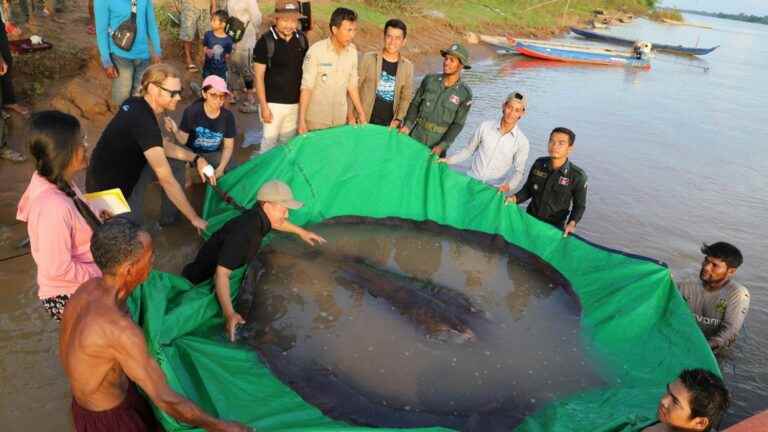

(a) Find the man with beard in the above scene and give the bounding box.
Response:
[676,242,749,351]
[643,369,729,432]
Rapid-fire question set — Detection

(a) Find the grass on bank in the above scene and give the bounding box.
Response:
[649,7,684,22]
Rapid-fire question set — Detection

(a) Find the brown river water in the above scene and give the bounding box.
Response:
[1,13,766,431]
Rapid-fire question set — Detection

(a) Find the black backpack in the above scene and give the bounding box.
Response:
[225,16,249,43]
[264,29,308,68]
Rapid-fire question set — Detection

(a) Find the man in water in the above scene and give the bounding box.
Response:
[183,180,326,341]
[400,43,473,157]
[505,127,587,237]
[438,91,530,193]
[676,242,750,351]
[643,368,729,432]
[60,219,251,432]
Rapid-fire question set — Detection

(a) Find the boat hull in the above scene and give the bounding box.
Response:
[515,41,650,68]
[571,27,719,56]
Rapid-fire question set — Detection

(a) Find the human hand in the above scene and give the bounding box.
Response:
[297,121,308,135]
[435,158,448,164]
[497,184,510,194]
[224,312,246,342]
[398,126,410,135]
[196,157,216,185]
[356,111,368,125]
[211,420,253,432]
[430,144,445,156]
[99,210,114,221]
[260,105,273,124]
[0,59,7,76]
[151,54,162,64]
[191,216,208,234]
[104,66,118,79]
[300,230,327,246]
[388,119,401,129]
[164,117,178,134]
[504,196,517,206]
[346,112,358,125]
[563,221,577,238]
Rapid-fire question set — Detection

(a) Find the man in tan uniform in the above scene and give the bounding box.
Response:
[298,7,366,133]
[676,241,750,351]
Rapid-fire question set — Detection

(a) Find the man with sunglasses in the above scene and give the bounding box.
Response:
[87,64,211,231]
[438,92,529,193]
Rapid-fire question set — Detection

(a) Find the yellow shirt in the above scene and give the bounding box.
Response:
[301,38,359,130]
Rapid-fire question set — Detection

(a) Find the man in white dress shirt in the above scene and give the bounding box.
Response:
[438,91,529,193]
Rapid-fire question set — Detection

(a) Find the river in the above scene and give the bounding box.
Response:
[0,12,765,430]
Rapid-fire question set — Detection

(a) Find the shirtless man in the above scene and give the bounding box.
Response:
[60,218,251,432]
[643,369,729,432]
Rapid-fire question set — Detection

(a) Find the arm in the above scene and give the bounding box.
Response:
[112,321,247,431]
[32,206,101,285]
[444,123,482,165]
[347,83,366,125]
[394,61,414,123]
[94,0,113,67]
[437,94,472,150]
[567,173,588,224]
[214,266,244,342]
[273,220,326,246]
[144,147,207,230]
[508,168,535,204]
[709,288,750,349]
[145,0,163,58]
[216,138,234,176]
[298,46,318,133]
[503,137,530,191]
[253,63,271,123]
[402,77,426,131]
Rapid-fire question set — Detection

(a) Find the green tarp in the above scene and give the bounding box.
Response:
[129,125,719,431]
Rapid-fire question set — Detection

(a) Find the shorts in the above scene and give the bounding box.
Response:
[41,294,72,321]
[179,0,211,42]
[72,383,158,432]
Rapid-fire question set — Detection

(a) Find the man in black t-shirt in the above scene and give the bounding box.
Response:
[252,0,309,155]
[182,180,326,341]
[355,19,414,128]
[86,64,214,230]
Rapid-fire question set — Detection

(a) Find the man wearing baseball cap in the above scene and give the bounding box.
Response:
[401,42,473,157]
[439,92,530,194]
[182,180,326,341]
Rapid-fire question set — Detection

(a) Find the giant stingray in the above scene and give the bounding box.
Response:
[234,217,602,431]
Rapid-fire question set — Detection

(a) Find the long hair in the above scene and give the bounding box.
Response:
[28,111,102,229]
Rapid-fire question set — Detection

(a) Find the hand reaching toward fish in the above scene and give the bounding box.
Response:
[299,229,327,246]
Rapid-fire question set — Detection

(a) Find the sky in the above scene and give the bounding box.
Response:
[660,0,768,16]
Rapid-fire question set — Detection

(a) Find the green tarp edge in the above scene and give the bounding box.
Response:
[129,125,719,431]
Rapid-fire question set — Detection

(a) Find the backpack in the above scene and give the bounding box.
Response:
[264,28,308,69]
[225,16,249,43]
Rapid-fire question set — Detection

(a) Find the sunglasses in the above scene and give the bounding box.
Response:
[154,83,182,98]
[511,92,524,101]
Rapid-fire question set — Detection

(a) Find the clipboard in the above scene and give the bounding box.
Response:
[82,188,131,216]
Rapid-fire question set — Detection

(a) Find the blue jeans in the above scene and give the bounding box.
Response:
[111,55,149,106]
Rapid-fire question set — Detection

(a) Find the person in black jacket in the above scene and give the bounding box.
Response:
[0,14,27,162]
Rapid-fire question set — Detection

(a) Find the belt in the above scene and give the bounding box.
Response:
[416,119,449,134]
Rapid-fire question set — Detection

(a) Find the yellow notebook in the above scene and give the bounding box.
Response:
[82,188,131,216]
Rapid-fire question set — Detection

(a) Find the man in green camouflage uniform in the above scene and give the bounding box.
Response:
[400,43,473,157]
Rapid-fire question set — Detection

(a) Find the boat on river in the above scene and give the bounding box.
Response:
[570,27,719,56]
[514,40,651,68]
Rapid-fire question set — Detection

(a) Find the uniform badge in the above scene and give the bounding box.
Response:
[449,95,460,105]
[558,176,570,186]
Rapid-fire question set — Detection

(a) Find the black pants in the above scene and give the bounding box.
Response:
[0,16,15,106]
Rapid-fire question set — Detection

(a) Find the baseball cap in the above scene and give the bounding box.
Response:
[505,91,527,109]
[271,0,306,18]
[201,75,230,95]
[440,43,471,69]
[257,180,304,209]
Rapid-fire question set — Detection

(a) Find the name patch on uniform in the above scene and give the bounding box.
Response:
[558,176,571,186]
[533,169,547,177]
[449,95,460,105]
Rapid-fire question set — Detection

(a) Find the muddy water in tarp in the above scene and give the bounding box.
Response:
[236,218,604,430]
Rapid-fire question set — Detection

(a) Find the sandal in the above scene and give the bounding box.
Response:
[4,104,30,117]
[187,64,198,72]
[0,146,27,162]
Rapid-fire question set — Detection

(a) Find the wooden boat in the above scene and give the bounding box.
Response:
[479,34,639,57]
[514,40,650,68]
[570,27,719,56]
[660,18,713,29]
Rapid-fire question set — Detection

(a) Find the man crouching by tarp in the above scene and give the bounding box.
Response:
[60,219,251,432]
[183,180,326,341]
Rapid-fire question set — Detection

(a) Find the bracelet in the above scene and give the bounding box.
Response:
[188,154,200,168]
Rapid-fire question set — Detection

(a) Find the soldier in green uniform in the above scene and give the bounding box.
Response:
[505,127,588,237]
[400,43,473,157]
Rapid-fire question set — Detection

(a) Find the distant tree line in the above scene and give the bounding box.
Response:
[681,9,768,25]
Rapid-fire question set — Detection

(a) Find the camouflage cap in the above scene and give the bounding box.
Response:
[440,43,471,70]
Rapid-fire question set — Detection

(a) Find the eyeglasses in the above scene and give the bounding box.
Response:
[511,92,524,101]
[154,83,182,98]
[206,92,227,100]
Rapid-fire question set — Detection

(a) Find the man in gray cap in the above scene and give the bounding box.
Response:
[182,180,326,341]
[400,42,473,157]
[438,92,529,193]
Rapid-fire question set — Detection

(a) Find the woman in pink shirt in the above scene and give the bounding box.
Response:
[17,111,103,320]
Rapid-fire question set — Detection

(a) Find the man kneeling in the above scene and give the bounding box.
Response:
[644,369,729,432]
[60,219,250,432]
